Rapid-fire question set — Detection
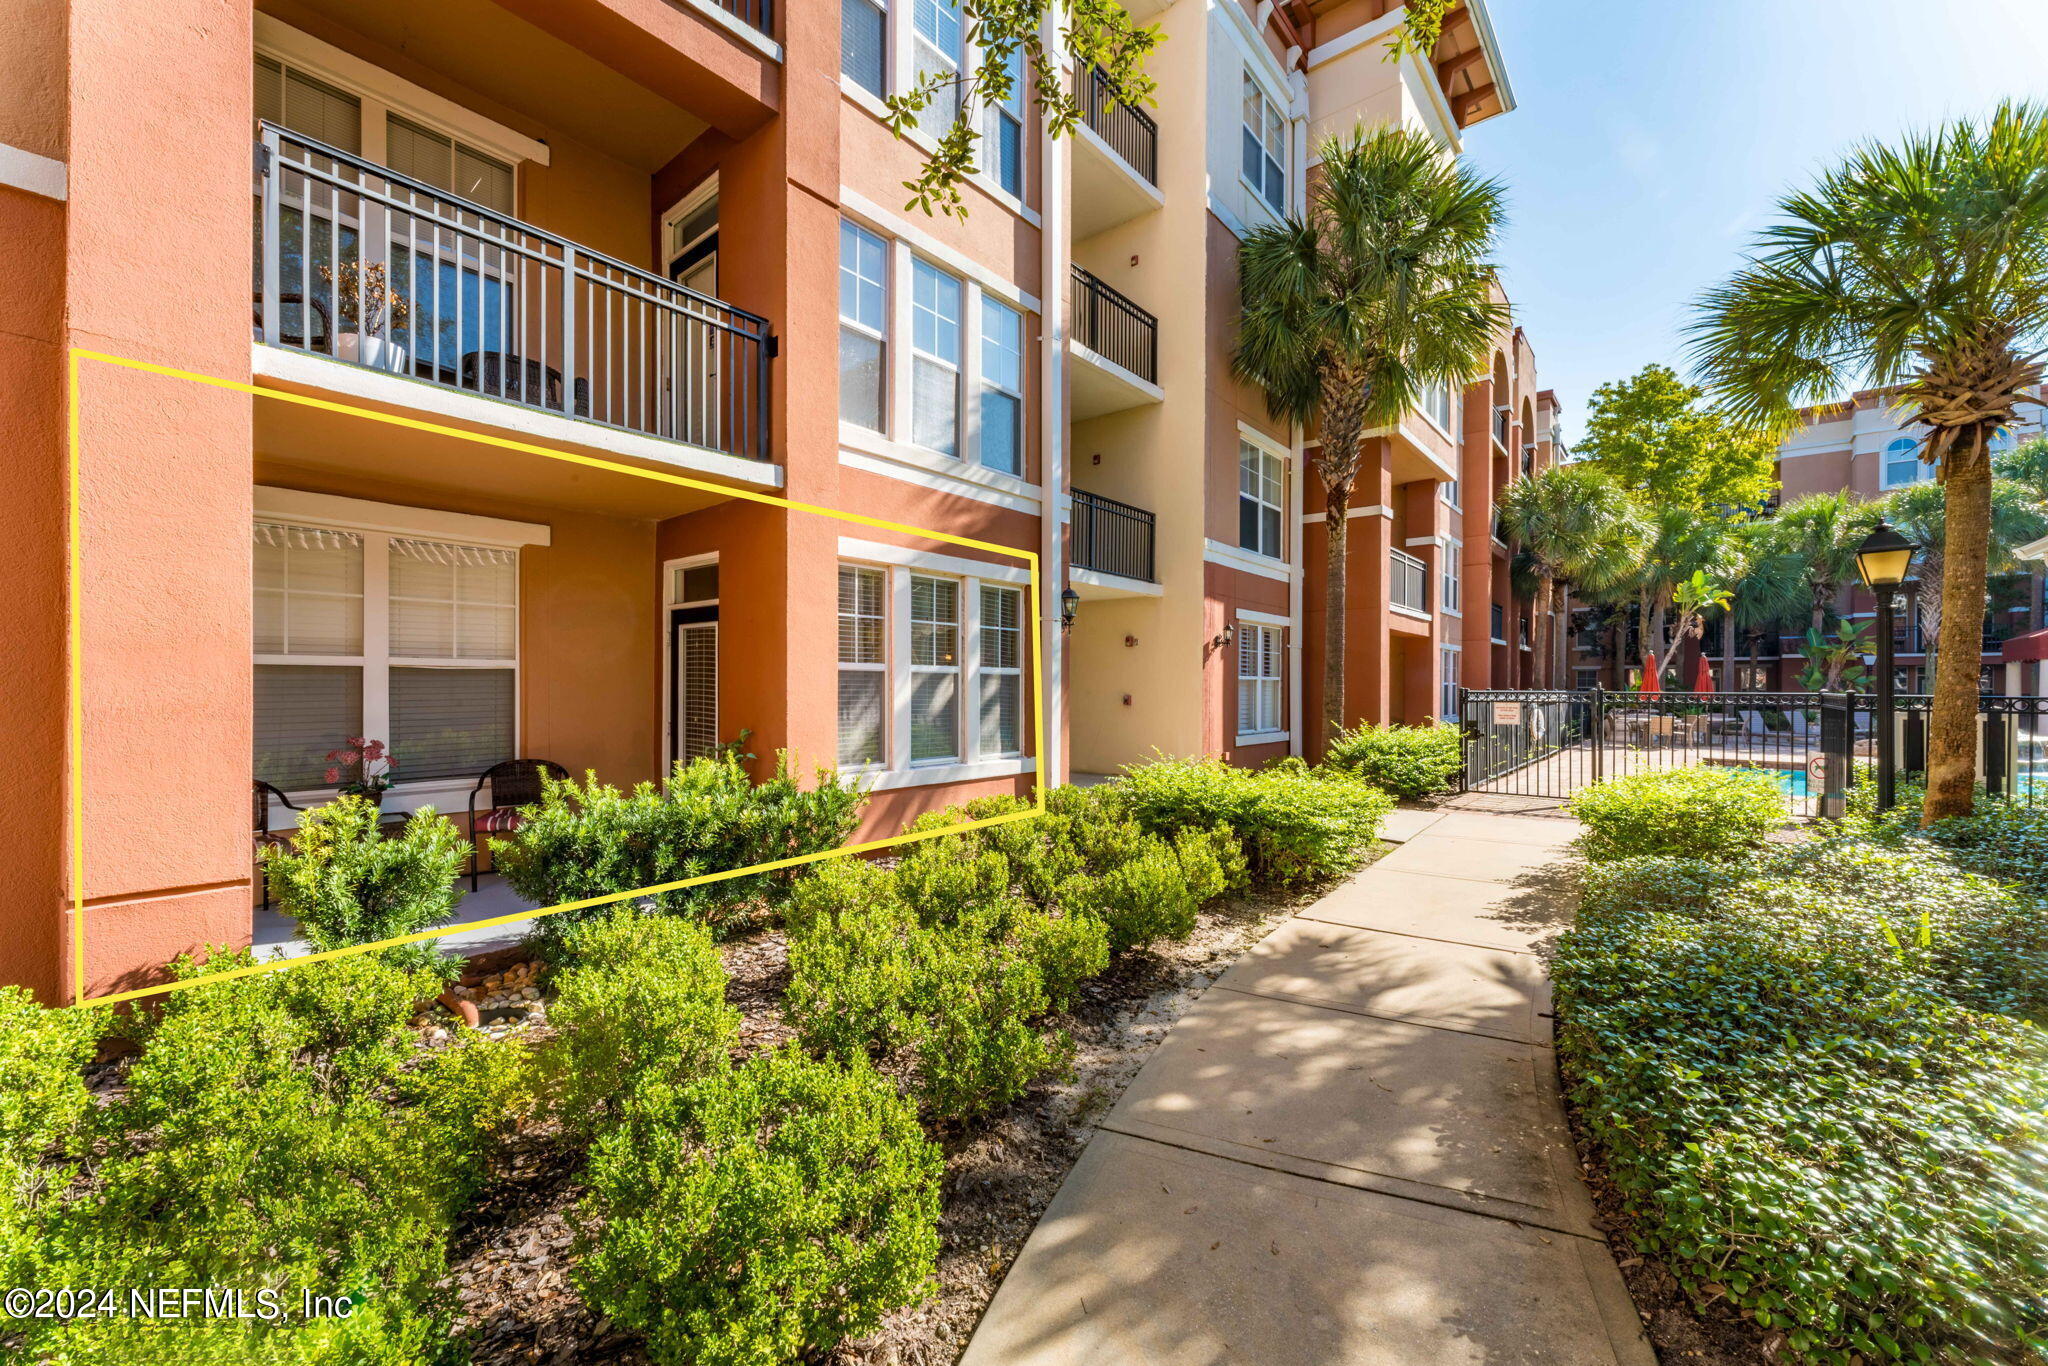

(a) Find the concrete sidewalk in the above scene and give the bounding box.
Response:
[960,807,1653,1366]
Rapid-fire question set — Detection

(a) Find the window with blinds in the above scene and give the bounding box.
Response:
[389,538,517,660]
[391,667,513,780]
[1237,623,1283,736]
[837,566,887,767]
[912,0,964,137]
[909,574,960,762]
[911,259,963,457]
[386,114,514,213]
[839,220,889,433]
[842,0,887,96]
[254,55,362,153]
[978,585,1022,757]
[677,624,719,763]
[253,523,366,790]
[979,299,1023,476]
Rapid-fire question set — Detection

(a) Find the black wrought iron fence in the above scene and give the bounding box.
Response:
[1070,488,1156,582]
[1081,65,1158,184]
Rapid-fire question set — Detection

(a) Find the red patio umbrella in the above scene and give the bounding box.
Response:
[1693,650,1715,693]
[1639,653,1661,694]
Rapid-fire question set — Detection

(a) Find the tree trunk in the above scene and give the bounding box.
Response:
[1610,610,1625,687]
[1533,572,1555,689]
[1925,434,1992,823]
[1322,476,1352,751]
[1723,611,1738,691]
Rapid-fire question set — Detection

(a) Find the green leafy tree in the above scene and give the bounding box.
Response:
[1617,504,1744,683]
[1496,464,1645,686]
[1574,363,1781,513]
[1795,620,1872,692]
[1233,127,1508,745]
[1720,517,1808,689]
[1764,490,1885,637]
[1690,100,2048,821]
[1996,432,2048,498]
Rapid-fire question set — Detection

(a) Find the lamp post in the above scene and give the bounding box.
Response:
[1854,521,1919,812]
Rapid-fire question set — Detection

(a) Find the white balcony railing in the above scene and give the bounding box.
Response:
[254,123,774,462]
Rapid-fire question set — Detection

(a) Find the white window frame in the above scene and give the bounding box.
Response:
[837,563,890,770]
[1440,644,1461,721]
[977,295,1025,475]
[836,552,1034,784]
[841,0,889,98]
[1882,435,1930,488]
[839,218,891,434]
[254,518,519,804]
[983,45,1026,200]
[1441,476,1461,509]
[1236,620,1286,743]
[1441,541,1463,616]
[977,583,1025,759]
[1238,438,1287,561]
[910,0,965,139]
[663,554,721,769]
[1240,70,1287,215]
[907,571,964,764]
[910,256,965,457]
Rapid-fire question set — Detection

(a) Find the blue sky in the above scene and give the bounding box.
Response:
[1461,0,2048,443]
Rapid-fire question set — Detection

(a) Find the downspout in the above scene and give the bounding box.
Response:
[1286,67,1310,755]
[1039,12,1070,784]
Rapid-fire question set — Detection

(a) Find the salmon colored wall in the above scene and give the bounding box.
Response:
[61,0,256,1001]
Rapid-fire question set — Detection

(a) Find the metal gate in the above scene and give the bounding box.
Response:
[1457,688,1848,818]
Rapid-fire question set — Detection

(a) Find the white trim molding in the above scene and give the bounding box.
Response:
[1300,504,1394,523]
[254,487,552,547]
[1204,538,1297,583]
[1236,419,1291,459]
[0,142,66,201]
[839,425,1043,513]
[839,186,1042,314]
[1237,607,1291,628]
[861,756,1036,792]
[838,535,1034,585]
[1234,730,1288,748]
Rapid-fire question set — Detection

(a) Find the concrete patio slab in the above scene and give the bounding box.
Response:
[1377,807,1445,844]
[1215,918,1550,1044]
[959,1133,1654,1366]
[1105,989,1596,1234]
[1374,833,1564,885]
[1299,868,1575,954]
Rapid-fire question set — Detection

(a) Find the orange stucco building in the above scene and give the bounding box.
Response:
[3,0,1542,1001]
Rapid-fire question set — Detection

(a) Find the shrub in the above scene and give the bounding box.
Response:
[1116,756,1390,886]
[261,795,469,978]
[1555,834,2048,1363]
[0,989,103,1286]
[1567,766,1787,862]
[575,1048,941,1366]
[11,954,530,1365]
[493,753,863,953]
[544,910,740,1128]
[1058,825,1239,954]
[1322,722,1463,800]
[785,877,1097,1121]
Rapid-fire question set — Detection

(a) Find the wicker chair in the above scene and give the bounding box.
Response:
[467,759,569,891]
[252,780,303,910]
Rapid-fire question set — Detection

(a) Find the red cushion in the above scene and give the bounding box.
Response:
[475,807,524,834]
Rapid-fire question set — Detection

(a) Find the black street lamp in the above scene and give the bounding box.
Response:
[1854,521,1919,811]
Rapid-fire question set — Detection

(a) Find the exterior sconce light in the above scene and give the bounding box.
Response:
[1059,587,1080,633]
[1211,622,1236,651]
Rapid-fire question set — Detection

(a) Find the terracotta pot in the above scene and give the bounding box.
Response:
[437,991,480,1029]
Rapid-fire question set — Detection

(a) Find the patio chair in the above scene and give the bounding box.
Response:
[252,292,330,351]
[467,759,570,891]
[1740,709,1769,736]
[252,780,303,910]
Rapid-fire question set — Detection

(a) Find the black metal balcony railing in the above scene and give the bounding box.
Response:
[255,124,774,461]
[1081,65,1158,185]
[1071,265,1158,384]
[710,0,773,37]
[1390,548,1428,614]
[1070,488,1156,582]
[1493,406,1511,447]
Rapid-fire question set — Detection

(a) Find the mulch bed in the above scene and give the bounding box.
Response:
[443,875,1341,1366]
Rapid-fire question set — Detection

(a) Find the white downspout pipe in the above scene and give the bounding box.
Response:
[1039,14,1071,785]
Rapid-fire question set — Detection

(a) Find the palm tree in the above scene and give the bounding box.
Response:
[1496,465,1643,686]
[1626,503,1744,682]
[1234,126,1508,746]
[1767,491,1883,636]
[1723,518,1808,689]
[1690,100,2048,820]
[1878,478,2048,677]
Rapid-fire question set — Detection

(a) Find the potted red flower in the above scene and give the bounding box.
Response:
[325,736,398,808]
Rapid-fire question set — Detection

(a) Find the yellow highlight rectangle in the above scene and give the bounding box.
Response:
[66,348,1047,1008]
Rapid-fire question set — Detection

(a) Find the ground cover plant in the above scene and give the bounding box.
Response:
[1555,769,2048,1364]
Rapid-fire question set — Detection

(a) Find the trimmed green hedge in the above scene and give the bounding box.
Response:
[1558,835,2048,1363]
[1322,722,1463,800]
[1568,766,1788,861]
[1115,756,1391,886]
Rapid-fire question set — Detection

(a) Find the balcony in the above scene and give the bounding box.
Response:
[1493,405,1511,448]
[254,125,774,466]
[1069,488,1159,594]
[1068,266,1162,420]
[1072,66,1162,239]
[1390,548,1429,616]
[707,0,774,39]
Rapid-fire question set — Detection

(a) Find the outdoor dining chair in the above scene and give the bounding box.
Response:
[252,780,303,911]
[467,759,570,891]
